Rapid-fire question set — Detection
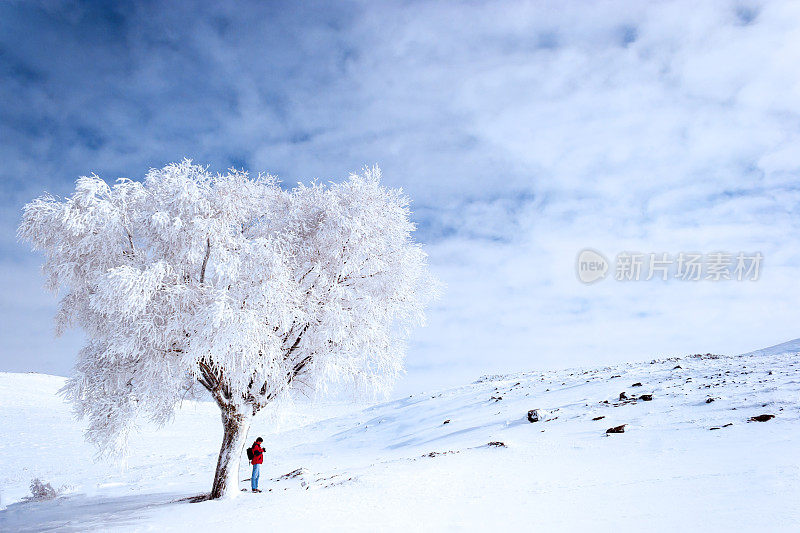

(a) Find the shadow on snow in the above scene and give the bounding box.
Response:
[0,491,204,532]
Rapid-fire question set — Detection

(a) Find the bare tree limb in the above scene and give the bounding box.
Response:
[200,236,211,284]
[126,230,135,254]
[292,355,313,375]
[285,323,310,359]
[198,359,228,406]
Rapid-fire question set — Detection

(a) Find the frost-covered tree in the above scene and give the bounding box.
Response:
[19,160,437,499]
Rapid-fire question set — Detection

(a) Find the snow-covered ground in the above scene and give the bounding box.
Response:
[1,341,799,531]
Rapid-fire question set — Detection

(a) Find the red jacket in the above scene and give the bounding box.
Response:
[251,443,264,465]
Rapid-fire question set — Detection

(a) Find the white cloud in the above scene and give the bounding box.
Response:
[2,1,800,394]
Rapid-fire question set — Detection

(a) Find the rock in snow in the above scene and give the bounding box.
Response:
[527,409,543,422]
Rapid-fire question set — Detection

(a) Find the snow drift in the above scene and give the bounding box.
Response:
[1,343,799,531]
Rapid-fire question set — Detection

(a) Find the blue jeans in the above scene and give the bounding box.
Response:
[251,463,260,491]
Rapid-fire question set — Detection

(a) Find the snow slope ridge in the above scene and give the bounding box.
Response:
[740,336,800,357]
[1,349,799,531]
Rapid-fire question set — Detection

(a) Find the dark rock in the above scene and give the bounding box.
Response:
[592,416,605,421]
[487,441,506,447]
[673,365,682,369]
[723,423,733,427]
[619,392,628,400]
[276,468,307,480]
[706,398,715,403]
[639,394,653,401]
[527,409,542,423]
[748,414,775,422]
[490,396,502,401]
[443,419,450,424]
[709,427,720,430]
[606,424,626,434]
[632,382,642,387]
[424,450,458,458]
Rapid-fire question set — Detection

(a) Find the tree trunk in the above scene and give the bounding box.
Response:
[210,406,252,499]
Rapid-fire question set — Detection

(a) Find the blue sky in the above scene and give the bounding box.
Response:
[2,0,800,394]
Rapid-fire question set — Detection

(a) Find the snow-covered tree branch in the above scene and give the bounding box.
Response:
[18,160,439,499]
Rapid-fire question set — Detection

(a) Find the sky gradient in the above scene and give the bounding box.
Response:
[2,0,799,395]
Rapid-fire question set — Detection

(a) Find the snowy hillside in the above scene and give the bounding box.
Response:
[741,337,800,358]
[1,345,799,531]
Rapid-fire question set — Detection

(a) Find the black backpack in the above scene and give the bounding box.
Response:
[246,447,254,461]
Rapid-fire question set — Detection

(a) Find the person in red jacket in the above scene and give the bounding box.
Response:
[250,437,264,492]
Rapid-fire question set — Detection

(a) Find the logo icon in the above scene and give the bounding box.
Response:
[576,249,609,284]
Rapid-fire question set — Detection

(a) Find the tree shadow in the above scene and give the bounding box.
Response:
[0,491,207,532]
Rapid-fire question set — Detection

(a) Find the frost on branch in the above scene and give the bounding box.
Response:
[22,479,69,502]
[19,161,438,477]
